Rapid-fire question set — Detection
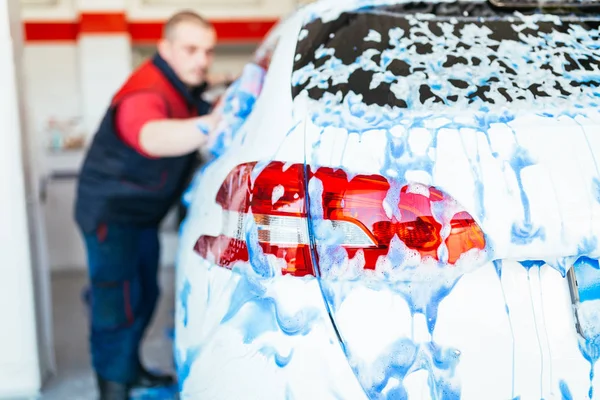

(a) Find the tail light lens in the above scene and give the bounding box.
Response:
[195,162,486,276]
[196,162,314,276]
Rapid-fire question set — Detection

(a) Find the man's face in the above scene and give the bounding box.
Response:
[159,21,216,87]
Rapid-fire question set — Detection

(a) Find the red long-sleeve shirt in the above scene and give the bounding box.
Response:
[114,92,169,158]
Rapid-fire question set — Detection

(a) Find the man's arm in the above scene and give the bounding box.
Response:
[139,113,218,157]
[115,92,220,158]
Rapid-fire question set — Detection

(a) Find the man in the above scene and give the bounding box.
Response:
[74,10,222,400]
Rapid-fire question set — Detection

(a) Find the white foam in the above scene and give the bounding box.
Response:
[272,184,285,205]
[578,299,600,340]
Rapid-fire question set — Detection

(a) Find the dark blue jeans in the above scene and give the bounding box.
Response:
[80,223,160,384]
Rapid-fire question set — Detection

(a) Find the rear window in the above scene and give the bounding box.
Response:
[291,2,600,111]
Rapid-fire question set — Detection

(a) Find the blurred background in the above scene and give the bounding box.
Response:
[0,0,315,398]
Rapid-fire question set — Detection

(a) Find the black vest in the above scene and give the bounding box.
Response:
[74,54,211,232]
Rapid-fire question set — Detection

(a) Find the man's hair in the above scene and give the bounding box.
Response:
[163,10,213,40]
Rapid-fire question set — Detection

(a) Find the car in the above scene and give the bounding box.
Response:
[174,0,600,398]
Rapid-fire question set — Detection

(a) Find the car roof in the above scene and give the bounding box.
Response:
[295,0,487,24]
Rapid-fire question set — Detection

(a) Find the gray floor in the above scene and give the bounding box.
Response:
[42,269,177,400]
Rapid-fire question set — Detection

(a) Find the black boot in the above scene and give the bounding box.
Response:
[96,374,130,400]
[131,363,176,389]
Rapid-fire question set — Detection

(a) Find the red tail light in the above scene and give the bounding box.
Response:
[195,162,486,276]
[196,162,314,276]
[446,211,486,264]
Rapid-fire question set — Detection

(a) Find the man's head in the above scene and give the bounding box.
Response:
[158,10,217,87]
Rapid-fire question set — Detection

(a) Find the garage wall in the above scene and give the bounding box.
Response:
[20,0,305,271]
[1,0,44,396]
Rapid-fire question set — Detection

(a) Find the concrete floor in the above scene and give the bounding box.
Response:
[42,269,178,400]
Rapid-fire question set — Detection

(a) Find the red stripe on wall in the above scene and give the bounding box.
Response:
[80,12,128,34]
[212,20,277,43]
[23,14,278,43]
[128,20,277,44]
[126,22,162,43]
[24,22,79,42]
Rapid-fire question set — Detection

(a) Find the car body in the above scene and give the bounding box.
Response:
[174,1,600,398]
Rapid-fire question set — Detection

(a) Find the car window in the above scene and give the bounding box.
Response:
[291,3,600,114]
[206,28,283,158]
[253,25,281,70]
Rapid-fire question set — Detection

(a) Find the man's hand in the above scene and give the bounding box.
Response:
[196,111,221,136]
[206,72,237,88]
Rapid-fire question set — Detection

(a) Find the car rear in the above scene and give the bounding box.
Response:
[176,1,600,399]
[290,1,600,398]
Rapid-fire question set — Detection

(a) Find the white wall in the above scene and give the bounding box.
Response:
[127,0,297,20]
[22,44,85,271]
[0,0,44,396]
[21,0,300,20]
